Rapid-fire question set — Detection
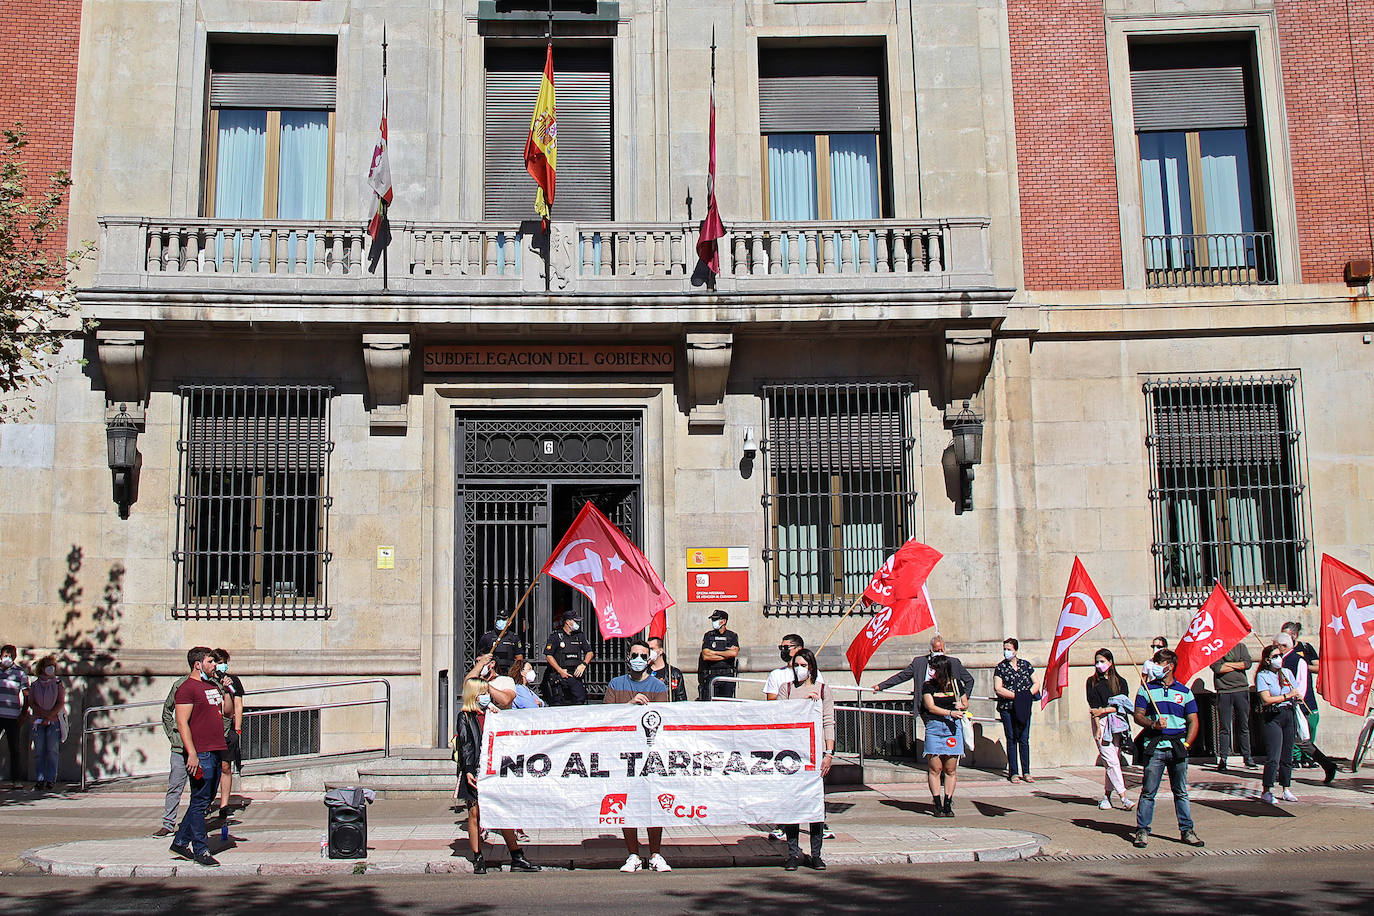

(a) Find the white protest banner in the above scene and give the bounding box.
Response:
[477,699,824,829]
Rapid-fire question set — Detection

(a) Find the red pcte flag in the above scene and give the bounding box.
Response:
[1172,583,1252,687]
[541,502,674,639]
[1319,554,1374,715]
[1041,557,1111,709]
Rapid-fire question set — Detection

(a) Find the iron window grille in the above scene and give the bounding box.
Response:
[173,385,334,619]
[762,381,916,617]
[1144,374,1311,609]
[241,707,322,760]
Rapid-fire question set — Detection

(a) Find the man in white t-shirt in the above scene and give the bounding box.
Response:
[764,634,826,699]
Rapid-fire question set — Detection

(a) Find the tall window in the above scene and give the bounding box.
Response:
[174,386,334,619]
[204,43,336,221]
[759,47,887,222]
[763,382,914,616]
[1144,375,1310,609]
[1130,41,1274,287]
[484,44,612,220]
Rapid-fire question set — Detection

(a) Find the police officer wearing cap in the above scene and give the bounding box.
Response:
[698,609,740,700]
[477,614,524,674]
[543,609,594,706]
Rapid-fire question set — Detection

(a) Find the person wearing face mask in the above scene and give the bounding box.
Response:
[605,639,672,873]
[478,613,525,674]
[1131,649,1204,849]
[1085,648,1135,810]
[0,644,29,785]
[764,634,826,701]
[454,677,540,874]
[993,638,1041,783]
[1255,643,1302,804]
[210,648,246,814]
[501,661,546,708]
[646,636,687,702]
[871,635,975,740]
[1209,641,1254,772]
[698,610,740,700]
[170,646,228,867]
[774,648,834,870]
[1270,632,1338,786]
[543,610,594,706]
[1149,636,1168,656]
[26,655,65,791]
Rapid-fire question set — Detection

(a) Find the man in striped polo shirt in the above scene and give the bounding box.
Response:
[1131,648,1205,849]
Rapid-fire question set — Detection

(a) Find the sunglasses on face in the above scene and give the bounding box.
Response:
[629,652,650,660]
[1151,644,1166,650]
[778,644,796,651]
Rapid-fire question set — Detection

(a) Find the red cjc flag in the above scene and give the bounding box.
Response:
[1042,557,1111,709]
[1172,583,1252,687]
[847,540,942,681]
[1318,554,1374,715]
[541,502,674,639]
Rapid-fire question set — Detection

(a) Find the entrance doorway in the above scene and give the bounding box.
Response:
[455,414,643,699]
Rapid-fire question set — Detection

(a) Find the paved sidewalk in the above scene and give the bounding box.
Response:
[9,762,1373,877]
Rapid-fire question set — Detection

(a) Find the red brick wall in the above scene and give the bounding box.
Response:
[0,1,82,261]
[1007,0,1123,291]
[1275,0,1374,282]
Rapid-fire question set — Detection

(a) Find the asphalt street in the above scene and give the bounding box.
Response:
[0,853,1370,914]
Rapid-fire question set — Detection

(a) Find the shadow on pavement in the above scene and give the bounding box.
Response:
[1069,817,1138,841]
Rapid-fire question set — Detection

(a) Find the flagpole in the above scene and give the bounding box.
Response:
[488,573,543,663]
[815,594,868,654]
[381,25,389,292]
[706,27,717,292]
[1107,614,1162,719]
[544,0,554,293]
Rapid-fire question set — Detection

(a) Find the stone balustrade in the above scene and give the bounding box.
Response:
[95,215,993,295]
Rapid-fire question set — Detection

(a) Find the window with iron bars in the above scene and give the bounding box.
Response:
[762,382,915,616]
[173,385,334,619]
[1144,374,1311,609]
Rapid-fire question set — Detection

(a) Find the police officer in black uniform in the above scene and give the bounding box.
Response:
[476,613,524,675]
[543,609,594,706]
[698,609,740,700]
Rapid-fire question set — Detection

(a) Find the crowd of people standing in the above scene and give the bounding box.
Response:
[0,643,68,791]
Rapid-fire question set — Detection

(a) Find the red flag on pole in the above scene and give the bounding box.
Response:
[1172,583,1252,687]
[1318,554,1374,715]
[1041,557,1111,709]
[541,502,674,639]
[365,45,393,239]
[846,540,942,681]
[696,49,725,275]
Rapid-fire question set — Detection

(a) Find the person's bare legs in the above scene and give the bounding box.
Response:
[499,829,522,853]
[646,826,663,856]
[926,753,943,799]
[943,757,959,797]
[219,760,233,809]
[622,828,641,856]
[467,802,482,856]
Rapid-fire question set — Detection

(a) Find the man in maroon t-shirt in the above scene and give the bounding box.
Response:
[170,647,227,866]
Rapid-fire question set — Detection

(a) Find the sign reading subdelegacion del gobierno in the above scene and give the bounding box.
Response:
[423,344,675,373]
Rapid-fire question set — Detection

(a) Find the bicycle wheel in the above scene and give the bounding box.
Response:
[1353,718,1374,772]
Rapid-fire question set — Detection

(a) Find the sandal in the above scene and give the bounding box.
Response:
[1009,775,1023,784]
[1022,774,1036,783]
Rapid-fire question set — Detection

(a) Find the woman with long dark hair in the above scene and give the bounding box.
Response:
[774,648,834,870]
[1086,648,1135,810]
[921,655,968,817]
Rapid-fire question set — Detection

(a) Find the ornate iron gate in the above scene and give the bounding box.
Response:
[455,414,642,701]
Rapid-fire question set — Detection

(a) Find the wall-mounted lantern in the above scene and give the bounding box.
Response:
[106,403,139,519]
[950,400,983,512]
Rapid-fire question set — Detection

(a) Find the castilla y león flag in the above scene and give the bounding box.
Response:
[1041,557,1111,709]
[541,502,674,639]
[1319,554,1374,715]
[1172,583,1252,687]
[847,540,942,680]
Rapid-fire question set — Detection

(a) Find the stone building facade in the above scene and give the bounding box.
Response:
[0,0,1371,778]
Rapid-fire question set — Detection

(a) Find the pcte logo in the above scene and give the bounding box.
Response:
[657,792,707,819]
[599,793,628,825]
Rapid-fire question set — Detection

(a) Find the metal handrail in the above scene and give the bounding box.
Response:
[79,677,391,791]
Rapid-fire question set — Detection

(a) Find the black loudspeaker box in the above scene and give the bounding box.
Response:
[328,802,368,859]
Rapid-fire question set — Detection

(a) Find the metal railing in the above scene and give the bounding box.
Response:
[1143,231,1277,288]
[707,675,999,775]
[78,677,391,791]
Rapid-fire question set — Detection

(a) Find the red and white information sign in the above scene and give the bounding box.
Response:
[688,569,749,602]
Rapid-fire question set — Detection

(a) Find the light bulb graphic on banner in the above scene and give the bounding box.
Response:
[641,710,662,746]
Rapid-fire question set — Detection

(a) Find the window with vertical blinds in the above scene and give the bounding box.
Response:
[484,45,613,220]
[174,386,334,619]
[763,382,915,617]
[1144,375,1310,609]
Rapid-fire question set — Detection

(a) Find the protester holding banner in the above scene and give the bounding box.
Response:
[1131,649,1204,849]
[455,678,540,874]
[921,656,968,818]
[1085,649,1135,811]
[775,648,834,870]
[993,638,1039,783]
[604,641,669,705]
[1256,643,1302,804]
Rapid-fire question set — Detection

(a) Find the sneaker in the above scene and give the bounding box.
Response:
[821,828,835,840]
[647,853,672,872]
[768,827,787,841]
[1242,759,1257,769]
[1098,797,1113,810]
[1181,830,1205,848]
[169,843,195,861]
[1130,829,1149,849]
[620,853,643,873]
[1120,795,1136,811]
[193,852,220,867]
[153,827,174,837]
[1261,790,1275,804]
[1281,789,1298,802]
[804,855,827,870]
[783,855,800,871]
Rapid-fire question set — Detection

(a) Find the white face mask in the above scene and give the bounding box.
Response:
[495,619,507,631]
[1003,649,1015,660]
[0,657,12,668]
[648,649,660,662]
[713,619,725,630]
[793,664,810,682]
[1142,661,1162,680]
[1269,655,1283,669]
[570,621,580,632]
[523,669,537,685]
[929,649,944,658]
[44,666,55,676]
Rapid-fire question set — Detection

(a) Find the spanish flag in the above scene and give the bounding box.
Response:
[524,43,557,225]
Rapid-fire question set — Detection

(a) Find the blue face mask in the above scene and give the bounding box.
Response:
[495,619,507,631]
[216,663,228,674]
[477,694,491,709]
[628,657,648,673]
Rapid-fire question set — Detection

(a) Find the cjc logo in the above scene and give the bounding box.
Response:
[599,793,628,826]
[658,792,707,819]
[657,793,675,811]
